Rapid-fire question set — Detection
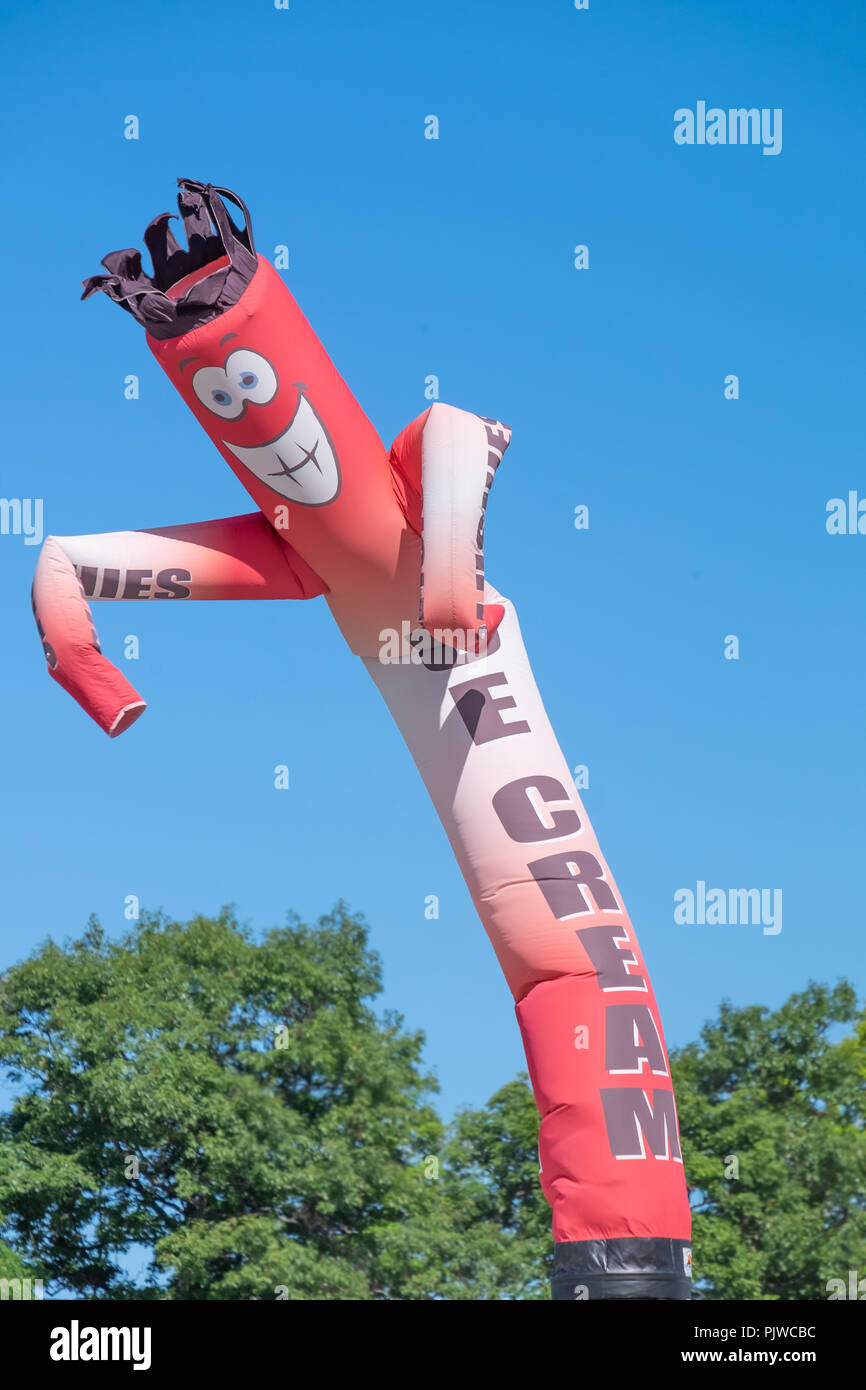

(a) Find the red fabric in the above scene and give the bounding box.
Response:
[517,974,691,1243]
[32,538,145,737]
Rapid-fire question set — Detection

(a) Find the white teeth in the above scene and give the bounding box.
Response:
[224,392,341,506]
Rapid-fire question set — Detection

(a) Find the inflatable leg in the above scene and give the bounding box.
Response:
[364,594,692,1299]
[32,512,324,735]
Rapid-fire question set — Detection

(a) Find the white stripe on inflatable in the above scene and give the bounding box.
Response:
[420,404,492,636]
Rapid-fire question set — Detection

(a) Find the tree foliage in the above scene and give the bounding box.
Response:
[672,981,866,1299]
[0,905,542,1300]
[1,906,863,1300]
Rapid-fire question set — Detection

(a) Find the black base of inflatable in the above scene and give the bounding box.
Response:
[551,1237,692,1300]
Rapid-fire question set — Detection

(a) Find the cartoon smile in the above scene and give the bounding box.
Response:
[223,392,342,506]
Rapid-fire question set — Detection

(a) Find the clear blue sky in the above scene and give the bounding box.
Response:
[1,0,863,1119]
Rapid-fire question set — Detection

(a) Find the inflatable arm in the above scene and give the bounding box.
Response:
[32,512,324,735]
[390,404,509,646]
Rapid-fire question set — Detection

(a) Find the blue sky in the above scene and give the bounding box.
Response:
[1,0,864,1120]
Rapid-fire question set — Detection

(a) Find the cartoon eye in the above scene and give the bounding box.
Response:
[225,349,278,406]
[191,350,277,419]
[192,365,244,419]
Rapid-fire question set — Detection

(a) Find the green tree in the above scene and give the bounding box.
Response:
[442,1077,550,1298]
[2,905,863,1301]
[0,905,542,1300]
[672,981,866,1299]
[0,1238,40,1283]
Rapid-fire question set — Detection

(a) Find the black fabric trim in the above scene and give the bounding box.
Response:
[551,1237,693,1301]
[82,179,257,339]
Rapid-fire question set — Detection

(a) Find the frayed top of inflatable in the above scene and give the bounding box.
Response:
[82,179,257,340]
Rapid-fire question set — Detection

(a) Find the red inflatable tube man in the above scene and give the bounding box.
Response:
[32,180,692,1300]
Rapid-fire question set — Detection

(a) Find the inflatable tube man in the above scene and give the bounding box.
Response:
[32,181,692,1300]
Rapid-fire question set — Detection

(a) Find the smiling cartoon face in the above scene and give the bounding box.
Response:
[142,251,393,539]
[185,347,341,507]
[91,183,389,552]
